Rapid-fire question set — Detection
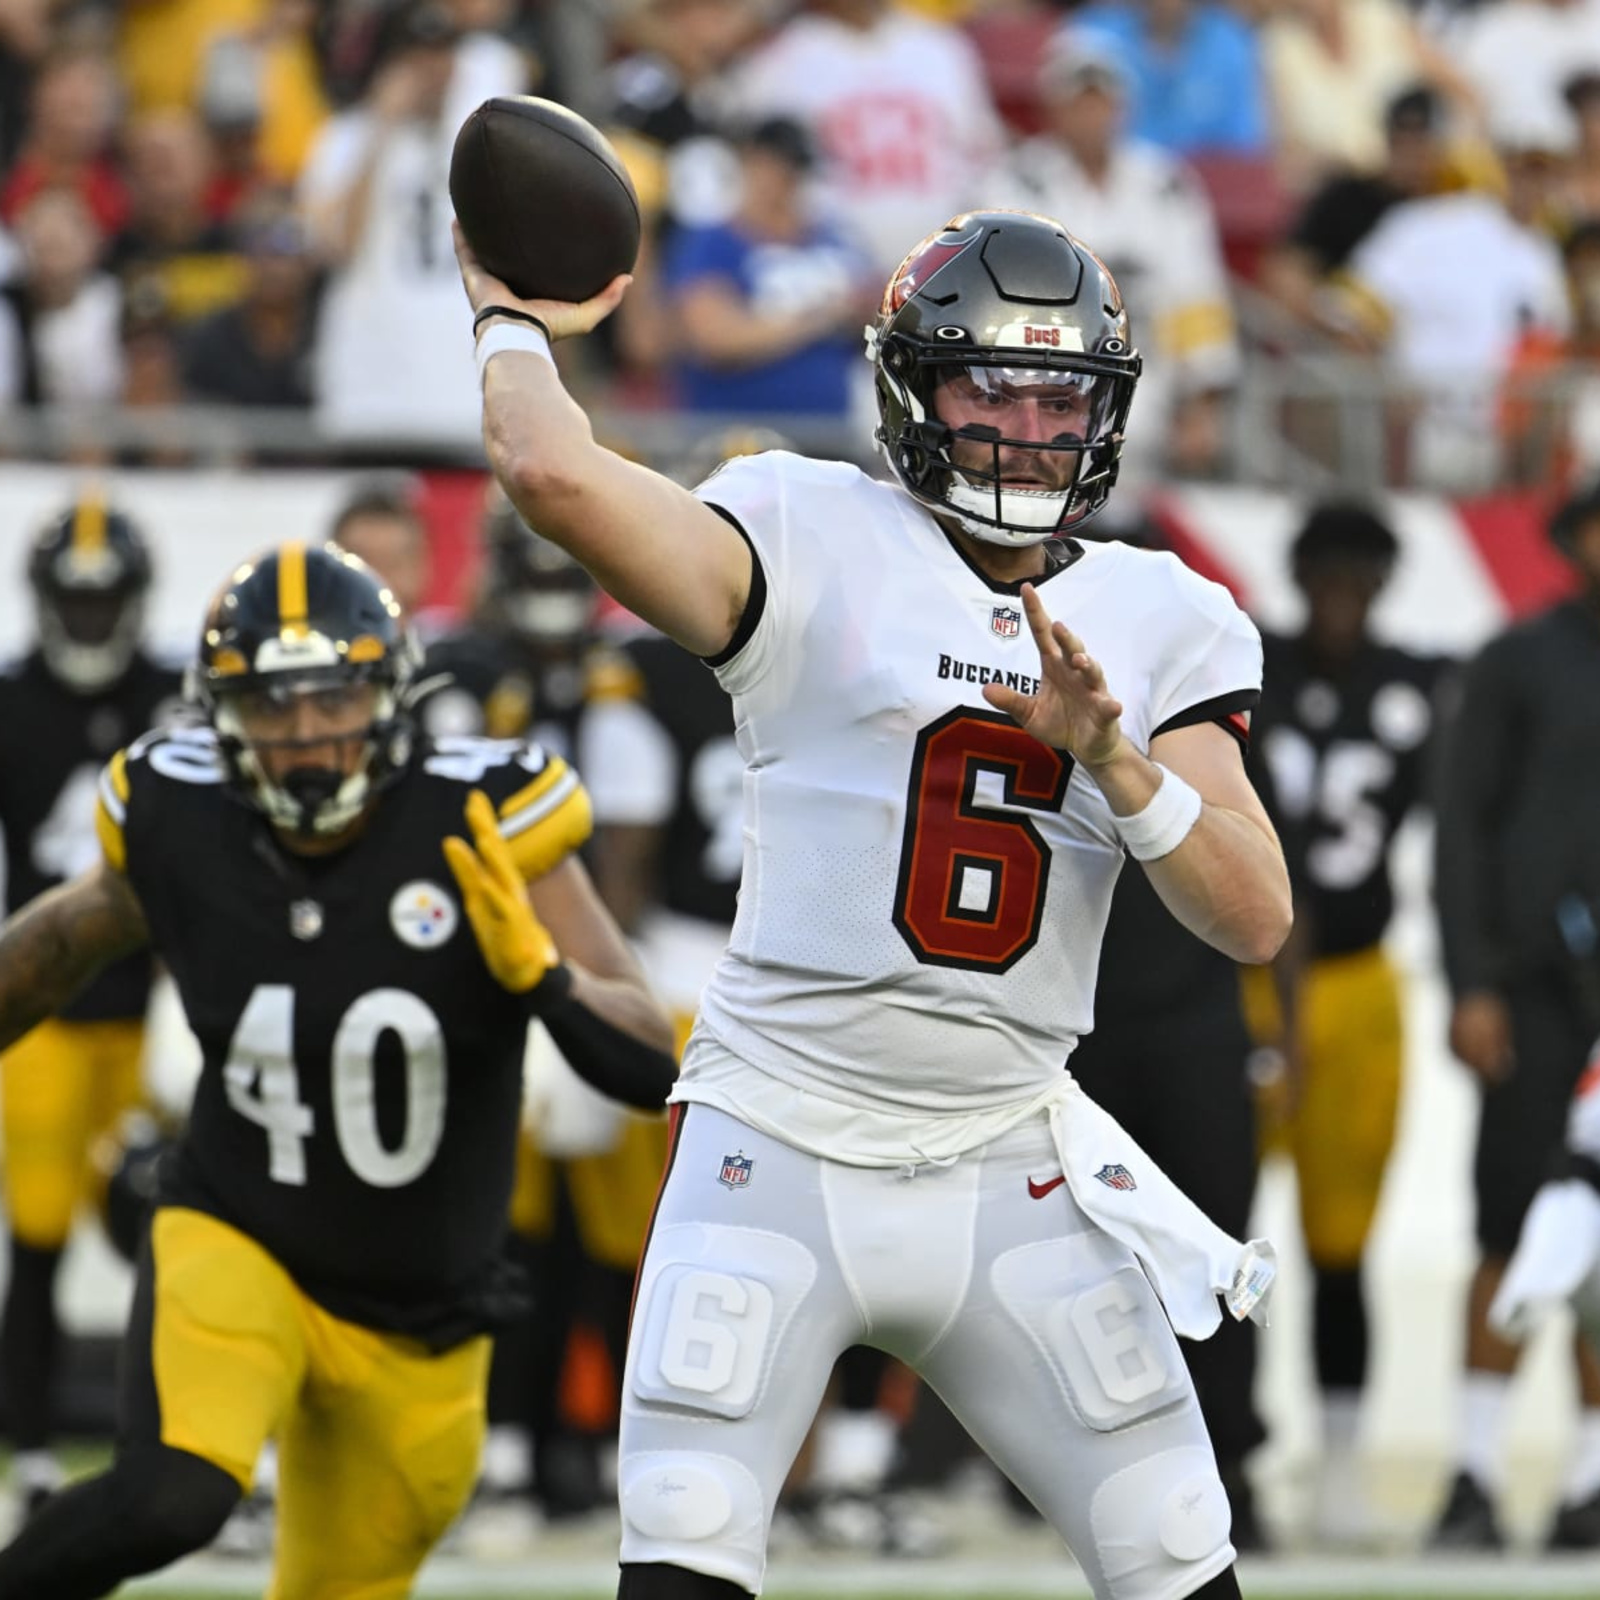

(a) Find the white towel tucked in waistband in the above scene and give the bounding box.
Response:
[1048,1079,1276,1340]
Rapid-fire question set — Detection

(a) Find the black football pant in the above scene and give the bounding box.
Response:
[0,1246,239,1596]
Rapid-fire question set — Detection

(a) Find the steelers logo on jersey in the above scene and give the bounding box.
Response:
[389,881,459,950]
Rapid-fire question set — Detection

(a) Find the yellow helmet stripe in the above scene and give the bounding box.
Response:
[72,493,108,553]
[277,541,310,640]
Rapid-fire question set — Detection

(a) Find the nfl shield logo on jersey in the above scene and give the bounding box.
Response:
[991,605,1021,638]
[718,1152,754,1190]
[1094,1162,1138,1191]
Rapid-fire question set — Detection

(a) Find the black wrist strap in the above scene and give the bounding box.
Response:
[473,304,551,340]
[523,965,676,1111]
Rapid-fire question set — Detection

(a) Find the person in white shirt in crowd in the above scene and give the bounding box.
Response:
[726,0,1004,277]
[1326,109,1572,489]
[992,31,1240,482]
[299,0,525,454]
[0,187,120,407]
[1447,0,1600,168]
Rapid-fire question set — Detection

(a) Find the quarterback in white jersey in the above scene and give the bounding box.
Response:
[459,207,1292,1600]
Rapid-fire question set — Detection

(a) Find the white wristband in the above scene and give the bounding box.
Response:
[476,323,555,385]
[1112,763,1203,861]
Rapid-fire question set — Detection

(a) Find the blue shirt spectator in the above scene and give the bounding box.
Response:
[1071,1,1270,156]
[659,118,874,417]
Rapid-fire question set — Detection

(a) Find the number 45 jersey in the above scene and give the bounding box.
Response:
[684,452,1261,1132]
[94,727,591,1345]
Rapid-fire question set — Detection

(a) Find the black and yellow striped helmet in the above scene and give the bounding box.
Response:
[194,541,420,836]
[28,494,152,691]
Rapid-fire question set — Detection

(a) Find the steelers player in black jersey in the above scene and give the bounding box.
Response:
[0,496,183,1518]
[0,542,675,1600]
[1242,501,1450,1545]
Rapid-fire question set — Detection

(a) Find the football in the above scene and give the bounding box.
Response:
[449,96,641,304]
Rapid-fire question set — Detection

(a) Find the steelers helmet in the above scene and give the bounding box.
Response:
[867,210,1141,545]
[28,494,152,692]
[193,541,420,837]
[479,491,597,650]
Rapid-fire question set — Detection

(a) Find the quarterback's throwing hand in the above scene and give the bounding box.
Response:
[453,222,630,343]
[443,790,560,994]
[983,583,1126,766]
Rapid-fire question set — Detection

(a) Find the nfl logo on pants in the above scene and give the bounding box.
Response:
[719,1152,753,1189]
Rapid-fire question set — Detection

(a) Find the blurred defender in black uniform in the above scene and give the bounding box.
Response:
[1068,840,1267,1550]
[0,542,673,1599]
[1243,502,1450,1546]
[1430,481,1600,1551]
[416,498,666,1531]
[0,499,182,1518]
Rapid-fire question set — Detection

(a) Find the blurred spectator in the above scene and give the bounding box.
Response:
[0,0,51,175]
[659,117,874,419]
[727,0,1005,276]
[441,0,536,132]
[197,1,330,196]
[1565,70,1600,222]
[1502,221,1600,484]
[180,191,316,409]
[1448,0,1600,170]
[1070,0,1270,158]
[107,110,248,325]
[327,474,440,629]
[116,277,191,465]
[992,31,1240,478]
[1324,124,1571,488]
[1261,85,1454,329]
[115,0,265,115]
[606,0,759,234]
[0,187,121,405]
[0,44,128,236]
[298,0,494,454]
[1261,0,1479,188]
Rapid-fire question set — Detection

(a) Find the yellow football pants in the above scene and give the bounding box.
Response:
[1242,945,1403,1269]
[147,1207,489,1600]
[507,1113,670,1269]
[2,1017,145,1248]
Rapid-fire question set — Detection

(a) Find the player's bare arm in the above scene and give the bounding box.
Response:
[986,583,1291,965]
[455,226,752,658]
[530,854,674,1055]
[0,862,150,1055]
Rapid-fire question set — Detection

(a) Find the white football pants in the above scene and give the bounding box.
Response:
[618,1105,1235,1599]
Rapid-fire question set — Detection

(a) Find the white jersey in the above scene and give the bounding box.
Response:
[677,452,1260,1151]
[727,12,1003,275]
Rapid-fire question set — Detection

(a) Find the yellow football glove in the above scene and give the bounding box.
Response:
[443,790,560,994]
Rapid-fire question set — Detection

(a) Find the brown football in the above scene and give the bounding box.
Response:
[450,96,641,303]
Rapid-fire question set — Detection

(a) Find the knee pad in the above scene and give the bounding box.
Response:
[619,1452,766,1593]
[1091,1447,1233,1599]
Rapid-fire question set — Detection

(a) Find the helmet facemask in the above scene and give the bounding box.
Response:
[877,345,1136,545]
[36,586,147,691]
[209,664,410,839]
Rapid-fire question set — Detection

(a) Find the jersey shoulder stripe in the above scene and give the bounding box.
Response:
[496,754,592,881]
[95,750,132,873]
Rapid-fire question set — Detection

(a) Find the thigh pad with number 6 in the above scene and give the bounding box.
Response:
[628,1223,817,1419]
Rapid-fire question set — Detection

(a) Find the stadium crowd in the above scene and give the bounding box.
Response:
[3,0,1600,1587]
[0,0,1599,488]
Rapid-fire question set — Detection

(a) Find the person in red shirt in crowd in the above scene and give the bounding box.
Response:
[0,44,127,236]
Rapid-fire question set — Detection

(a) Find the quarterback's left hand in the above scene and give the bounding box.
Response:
[443,790,560,994]
[983,583,1126,766]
